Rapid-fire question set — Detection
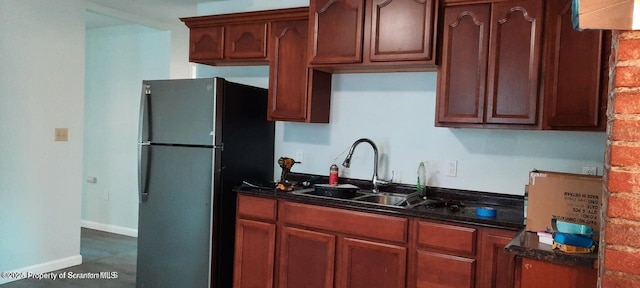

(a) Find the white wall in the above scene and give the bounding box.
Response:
[82,25,171,235]
[198,1,607,196]
[0,0,85,282]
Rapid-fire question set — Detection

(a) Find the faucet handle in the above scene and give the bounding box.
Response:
[374,171,394,186]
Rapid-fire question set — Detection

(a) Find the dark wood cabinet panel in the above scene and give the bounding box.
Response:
[437,0,606,131]
[518,258,597,288]
[225,23,268,60]
[309,0,437,70]
[336,237,407,288]
[437,3,491,124]
[268,19,311,121]
[366,0,436,63]
[279,201,408,243]
[477,228,517,288]
[268,20,332,123]
[415,250,476,288]
[233,219,276,288]
[485,0,543,125]
[309,0,365,64]
[181,7,308,66]
[189,26,224,62]
[278,226,336,288]
[541,0,607,131]
[415,217,477,256]
[237,194,277,222]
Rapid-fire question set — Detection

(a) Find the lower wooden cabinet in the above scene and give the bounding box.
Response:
[278,226,335,288]
[234,195,277,288]
[336,237,407,288]
[234,195,519,288]
[233,219,276,288]
[415,251,475,288]
[478,228,517,288]
[517,258,597,288]
[409,219,478,288]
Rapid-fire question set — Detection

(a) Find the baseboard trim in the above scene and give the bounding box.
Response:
[81,220,138,237]
[0,255,82,285]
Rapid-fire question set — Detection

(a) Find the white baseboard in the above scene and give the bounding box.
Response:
[81,220,138,238]
[0,255,82,285]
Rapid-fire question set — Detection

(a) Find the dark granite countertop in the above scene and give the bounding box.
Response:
[505,230,598,269]
[236,173,525,231]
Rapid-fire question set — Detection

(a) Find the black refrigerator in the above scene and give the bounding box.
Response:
[136,77,274,288]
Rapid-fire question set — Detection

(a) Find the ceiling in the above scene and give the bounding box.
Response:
[85,0,223,29]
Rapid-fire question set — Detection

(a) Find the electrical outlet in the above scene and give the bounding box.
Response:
[582,166,597,175]
[87,176,97,184]
[446,160,458,177]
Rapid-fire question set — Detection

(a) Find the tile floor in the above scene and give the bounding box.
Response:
[2,228,136,288]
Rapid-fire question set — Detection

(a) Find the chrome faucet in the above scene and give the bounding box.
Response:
[342,138,390,193]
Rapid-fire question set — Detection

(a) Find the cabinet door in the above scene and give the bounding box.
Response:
[542,0,606,130]
[519,258,597,288]
[233,219,276,288]
[189,26,224,62]
[278,226,336,288]
[367,0,436,63]
[485,0,542,125]
[225,22,268,60]
[309,0,365,64]
[436,4,491,124]
[336,237,407,288]
[415,251,476,288]
[268,20,310,121]
[477,228,517,288]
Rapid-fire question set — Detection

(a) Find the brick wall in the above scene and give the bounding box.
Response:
[602,30,640,287]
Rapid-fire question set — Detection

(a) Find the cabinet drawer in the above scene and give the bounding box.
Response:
[415,220,477,255]
[279,201,408,243]
[237,195,277,222]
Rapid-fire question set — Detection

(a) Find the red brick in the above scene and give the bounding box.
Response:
[615,66,640,88]
[608,170,640,194]
[615,91,640,114]
[605,248,640,274]
[605,221,640,248]
[608,196,640,221]
[618,38,640,61]
[602,272,640,288]
[610,145,640,167]
[612,120,640,142]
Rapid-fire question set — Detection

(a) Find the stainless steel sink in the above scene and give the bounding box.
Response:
[352,194,407,205]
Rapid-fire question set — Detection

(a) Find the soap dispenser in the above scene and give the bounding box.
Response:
[417,162,427,199]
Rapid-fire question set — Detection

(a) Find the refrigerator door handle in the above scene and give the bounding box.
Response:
[139,84,151,142]
[138,142,151,202]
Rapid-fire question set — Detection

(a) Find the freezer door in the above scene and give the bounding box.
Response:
[140,78,221,146]
[136,145,214,288]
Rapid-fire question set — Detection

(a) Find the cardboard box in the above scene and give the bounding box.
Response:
[574,0,639,30]
[526,170,603,234]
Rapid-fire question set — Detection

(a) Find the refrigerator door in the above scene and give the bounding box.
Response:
[136,145,214,288]
[140,78,221,146]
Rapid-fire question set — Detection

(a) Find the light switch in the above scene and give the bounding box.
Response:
[55,128,68,141]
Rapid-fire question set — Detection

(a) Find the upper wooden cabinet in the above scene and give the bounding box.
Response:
[182,8,332,123]
[437,0,543,128]
[308,0,438,71]
[541,0,609,131]
[437,0,609,131]
[181,8,309,65]
[268,19,332,123]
